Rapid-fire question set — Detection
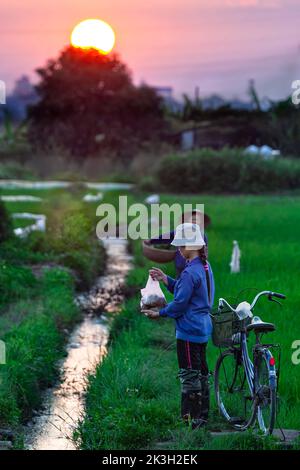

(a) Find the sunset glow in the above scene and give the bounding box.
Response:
[71,19,115,54]
[2,1,300,98]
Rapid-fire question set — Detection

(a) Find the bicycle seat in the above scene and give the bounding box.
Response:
[246,322,276,333]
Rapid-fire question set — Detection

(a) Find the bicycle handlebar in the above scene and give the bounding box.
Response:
[269,292,286,300]
[218,290,286,313]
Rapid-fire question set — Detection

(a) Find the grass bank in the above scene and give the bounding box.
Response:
[0,186,108,438]
[0,268,80,427]
[77,194,300,450]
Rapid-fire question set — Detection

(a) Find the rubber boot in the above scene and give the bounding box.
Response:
[181,390,206,429]
[200,375,210,422]
[181,392,190,424]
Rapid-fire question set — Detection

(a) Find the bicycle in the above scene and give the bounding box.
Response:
[212,290,286,435]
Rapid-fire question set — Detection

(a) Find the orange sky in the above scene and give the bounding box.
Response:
[1,0,300,99]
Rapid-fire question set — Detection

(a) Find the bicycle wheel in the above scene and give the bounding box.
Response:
[255,351,276,435]
[215,348,256,430]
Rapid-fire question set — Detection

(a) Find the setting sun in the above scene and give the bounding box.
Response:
[71,19,115,55]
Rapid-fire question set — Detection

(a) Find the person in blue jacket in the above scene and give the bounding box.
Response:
[142,223,214,429]
[145,209,215,301]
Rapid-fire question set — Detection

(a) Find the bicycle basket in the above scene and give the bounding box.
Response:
[211,306,251,348]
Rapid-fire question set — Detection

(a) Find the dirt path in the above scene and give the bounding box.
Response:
[24,239,132,450]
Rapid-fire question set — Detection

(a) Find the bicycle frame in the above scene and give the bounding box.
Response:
[222,330,278,433]
[215,289,285,434]
[241,332,254,395]
[219,289,283,396]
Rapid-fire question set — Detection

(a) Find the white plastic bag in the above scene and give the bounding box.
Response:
[140,275,167,310]
[235,301,253,320]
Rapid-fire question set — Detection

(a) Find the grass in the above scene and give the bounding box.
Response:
[1,176,300,449]
[154,148,300,194]
[0,161,36,180]
[0,268,80,427]
[0,262,36,309]
[0,183,115,438]
[1,187,108,291]
[77,193,300,450]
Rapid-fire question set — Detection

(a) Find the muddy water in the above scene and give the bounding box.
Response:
[25,239,132,450]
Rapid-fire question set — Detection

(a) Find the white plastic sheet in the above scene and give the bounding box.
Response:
[145,194,160,204]
[82,192,103,202]
[244,145,280,160]
[12,213,46,238]
[0,195,42,202]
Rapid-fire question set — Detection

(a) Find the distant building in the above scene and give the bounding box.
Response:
[13,76,36,101]
[152,86,183,113]
[229,99,254,111]
[201,94,226,110]
[0,75,38,123]
[0,80,6,105]
[181,129,195,151]
[154,86,173,100]
[199,93,271,112]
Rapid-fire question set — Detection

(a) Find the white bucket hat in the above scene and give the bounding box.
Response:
[171,223,206,249]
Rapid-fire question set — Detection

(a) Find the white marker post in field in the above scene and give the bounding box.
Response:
[0,340,5,364]
[230,240,241,273]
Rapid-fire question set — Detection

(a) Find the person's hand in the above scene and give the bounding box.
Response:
[149,267,168,285]
[142,309,160,320]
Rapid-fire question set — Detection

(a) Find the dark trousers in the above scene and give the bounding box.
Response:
[177,339,208,376]
[176,339,210,423]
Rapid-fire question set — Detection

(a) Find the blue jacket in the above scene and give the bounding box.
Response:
[159,257,213,344]
[150,230,215,301]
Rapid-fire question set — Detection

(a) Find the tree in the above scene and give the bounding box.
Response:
[28,46,167,157]
[248,79,262,112]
